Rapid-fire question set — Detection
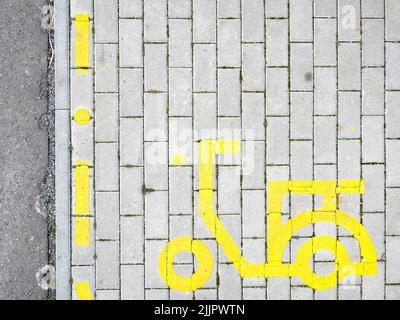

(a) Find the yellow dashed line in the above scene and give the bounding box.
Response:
[73,108,91,125]
[75,281,93,300]
[75,13,90,73]
[75,161,90,215]
[75,217,90,247]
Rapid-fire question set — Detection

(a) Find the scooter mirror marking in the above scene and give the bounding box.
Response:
[158,140,377,292]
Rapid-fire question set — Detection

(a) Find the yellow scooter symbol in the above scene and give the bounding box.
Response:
[159,140,377,291]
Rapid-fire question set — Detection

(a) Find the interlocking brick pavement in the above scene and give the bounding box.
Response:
[61,0,400,300]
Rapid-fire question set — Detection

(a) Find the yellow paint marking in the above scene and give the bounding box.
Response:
[75,161,89,215]
[75,282,93,300]
[75,13,90,73]
[75,217,90,246]
[159,140,378,292]
[170,153,187,166]
[73,108,91,125]
[159,237,213,292]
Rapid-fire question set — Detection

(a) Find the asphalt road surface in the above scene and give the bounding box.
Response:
[0,0,49,299]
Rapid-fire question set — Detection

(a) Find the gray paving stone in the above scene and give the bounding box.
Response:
[386,43,400,90]
[266,68,289,116]
[338,91,360,139]
[218,0,240,18]
[145,44,168,92]
[96,290,119,300]
[71,119,94,166]
[169,68,192,116]
[144,0,167,42]
[94,0,118,43]
[144,142,168,190]
[292,286,313,300]
[195,289,217,300]
[121,265,144,300]
[169,167,192,215]
[218,19,241,67]
[386,92,400,139]
[194,44,216,92]
[218,69,241,116]
[242,43,265,91]
[119,19,143,68]
[144,93,167,141]
[120,68,143,117]
[386,236,400,283]
[314,0,337,17]
[242,0,264,42]
[338,43,361,90]
[315,67,337,115]
[362,68,384,115]
[362,116,384,163]
[290,0,313,42]
[218,264,241,300]
[169,0,192,18]
[96,192,119,240]
[95,93,118,142]
[95,44,118,92]
[242,141,265,189]
[266,0,288,18]
[146,289,169,299]
[267,278,290,300]
[120,118,143,166]
[145,240,168,288]
[169,19,192,68]
[386,140,400,187]
[95,143,119,191]
[121,216,144,264]
[338,140,360,180]
[71,70,93,112]
[361,0,384,18]
[386,286,400,299]
[71,0,93,18]
[338,0,360,41]
[194,93,217,140]
[193,0,216,43]
[243,288,266,300]
[290,92,313,140]
[120,167,143,215]
[120,0,142,18]
[291,141,313,180]
[362,165,385,213]
[145,191,169,239]
[386,189,400,235]
[290,43,313,91]
[266,19,288,66]
[386,0,400,41]
[362,19,384,67]
[363,213,385,259]
[314,116,337,164]
[242,92,265,141]
[338,285,361,300]
[169,117,193,164]
[96,241,119,289]
[267,117,289,165]
[314,18,337,66]
[243,190,265,238]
